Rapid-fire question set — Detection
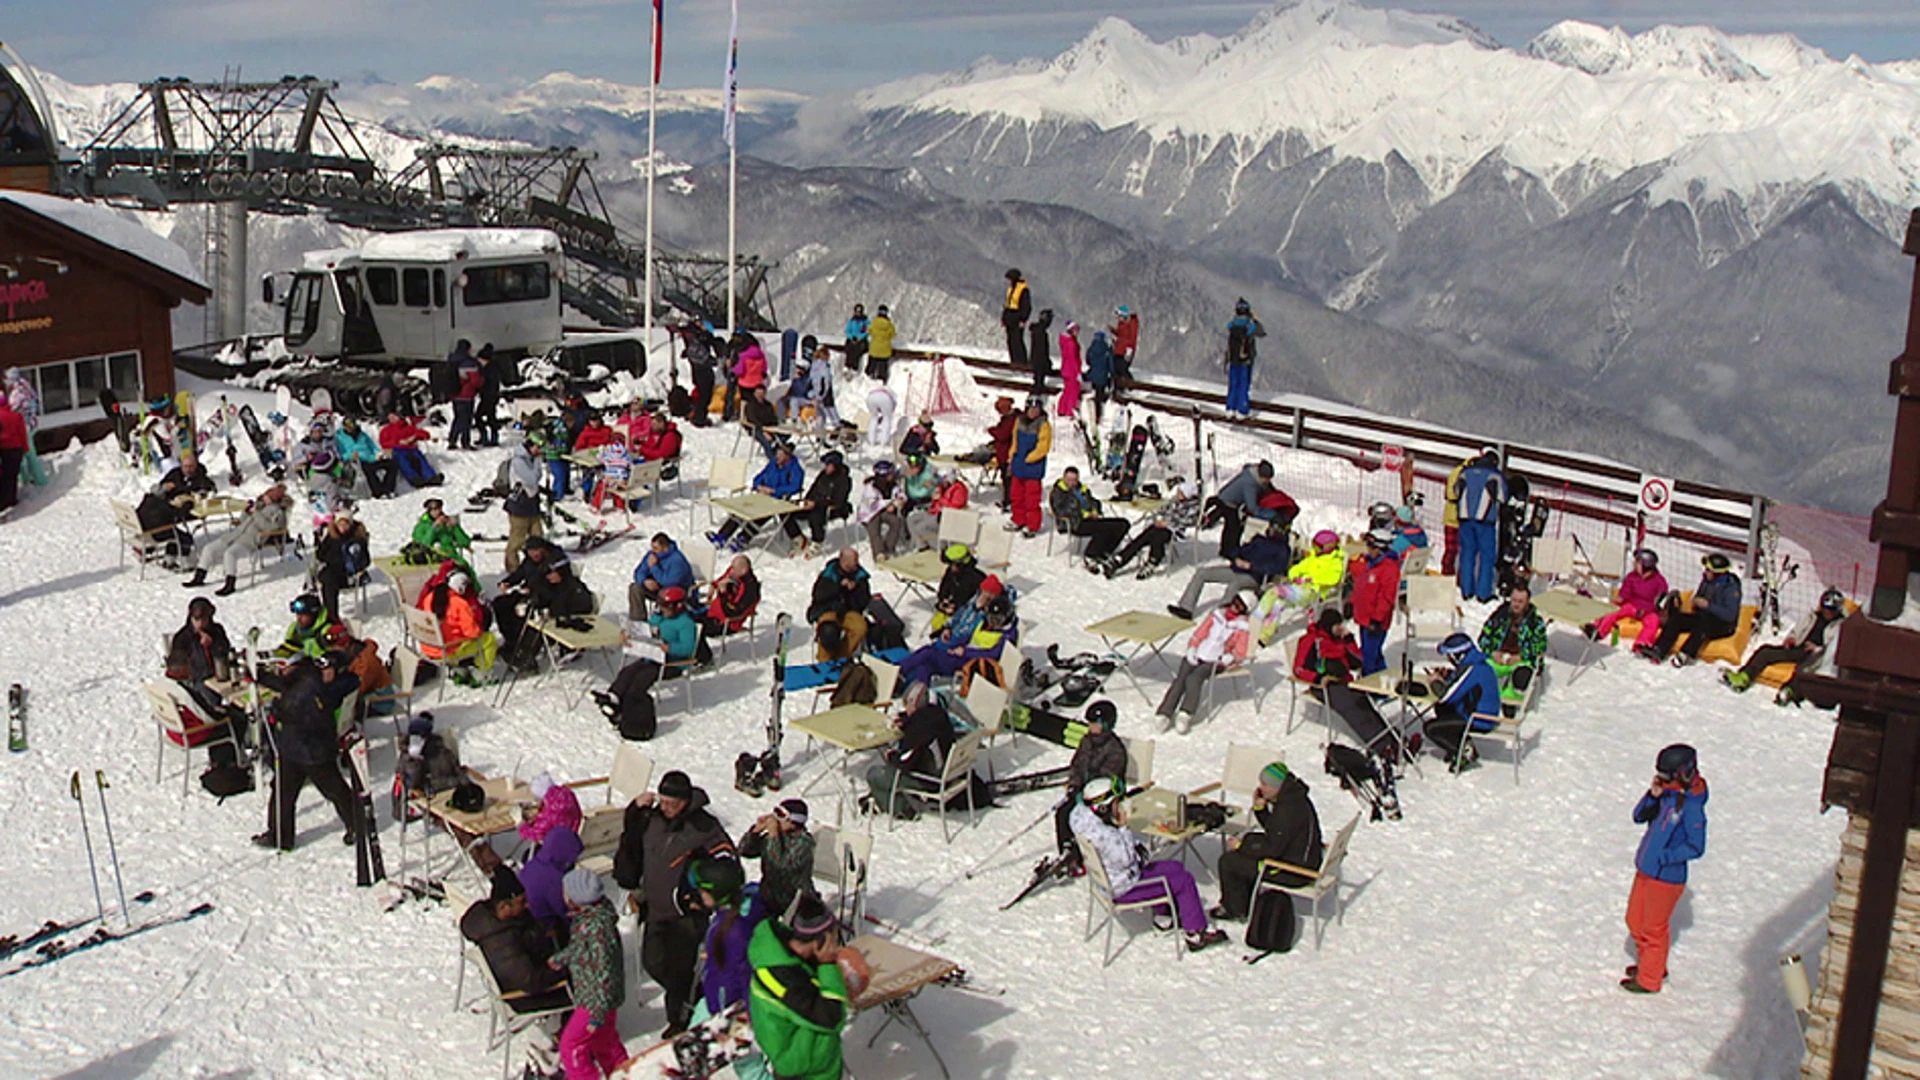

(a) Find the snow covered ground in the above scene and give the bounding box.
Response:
[0,367,1842,1079]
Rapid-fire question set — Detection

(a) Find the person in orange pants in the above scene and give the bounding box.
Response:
[1623,744,1708,993]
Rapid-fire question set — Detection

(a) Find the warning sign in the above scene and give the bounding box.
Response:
[1381,444,1405,473]
[1638,474,1674,536]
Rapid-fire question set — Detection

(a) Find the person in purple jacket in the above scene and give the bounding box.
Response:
[692,857,765,1018]
[518,824,584,942]
[1622,744,1708,994]
[1584,548,1670,649]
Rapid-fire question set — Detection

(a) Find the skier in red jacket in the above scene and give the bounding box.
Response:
[1347,526,1402,676]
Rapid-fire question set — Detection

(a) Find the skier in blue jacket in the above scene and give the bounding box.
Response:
[1623,743,1707,993]
[710,445,805,552]
[1422,633,1502,772]
[1455,450,1507,603]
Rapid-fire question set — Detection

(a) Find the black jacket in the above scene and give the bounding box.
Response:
[315,522,371,583]
[259,662,359,767]
[460,901,564,997]
[612,786,735,923]
[504,551,595,617]
[807,562,871,623]
[1238,775,1324,873]
[935,564,985,615]
[804,468,852,518]
[1067,729,1128,793]
[166,620,234,685]
[889,703,956,777]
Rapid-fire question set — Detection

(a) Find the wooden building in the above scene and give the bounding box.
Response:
[0,191,208,447]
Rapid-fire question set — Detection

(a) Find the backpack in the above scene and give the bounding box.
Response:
[1227,323,1256,366]
[619,690,659,742]
[200,762,255,802]
[343,536,371,576]
[1245,883,1296,956]
[831,662,877,708]
[864,597,908,653]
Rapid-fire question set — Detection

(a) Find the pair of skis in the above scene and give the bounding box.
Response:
[736,614,794,798]
[8,683,23,752]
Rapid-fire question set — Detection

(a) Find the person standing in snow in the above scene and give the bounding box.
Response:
[1007,396,1051,537]
[1109,304,1140,391]
[1224,298,1265,418]
[1002,269,1031,370]
[1084,331,1114,424]
[866,304,897,381]
[1056,320,1083,413]
[611,770,736,1037]
[865,382,897,450]
[4,367,43,490]
[1454,449,1507,604]
[1027,308,1054,393]
[448,341,482,450]
[251,651,362,851]
[843,303,870,375]
[549,868,629,1078]
[1622,744,1708,994]
[680,322,720,428]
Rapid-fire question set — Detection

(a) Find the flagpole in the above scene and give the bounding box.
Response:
[725,0,739,336]
[643,2,658,354]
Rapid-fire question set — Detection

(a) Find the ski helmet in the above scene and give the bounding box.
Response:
[1365,525,1397,549]
[660,586,687,605]
[1655,743,1698,781]
[1026,394,1046,412]
[1234,297,1251,315]
[1367,501,1395,527]
[1085,700,1118,730]
[1438,632,1474,661]
[1633,548,1659,568]
[1820,588,1847,612]
[872,460,896,479]
[290,593,324,618]
[689,857,746,905]
[942,543,972,565]
[1081,775,1123,810]
[1115,305,1131,317]
[1226,591,1251,614]
[1702,553,1733,573]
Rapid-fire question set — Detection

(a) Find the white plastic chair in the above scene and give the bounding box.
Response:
[1186,741,1285,836]
[1122,736,1154,788]
[1402,575,1460,661]
[1254,813,1360,951]
[936,507,982,551]
[148,681,235,799]
[958,677,1011,777]
[888,728,984,843]
[811,824,873,928]
[403,606,456,702]
[973,524,1013,574]
[362,645,421,720]
[1076,834,1181,967]
[691,455,752,532]
[112,500,178,579]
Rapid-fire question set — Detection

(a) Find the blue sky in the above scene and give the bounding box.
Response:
[12,0,1920,94]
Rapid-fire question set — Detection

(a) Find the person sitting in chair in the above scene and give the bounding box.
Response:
[165,596,239,724]
[1584,548,1669,650]
[701,554,762,639]
[593,586,711,730]
[137,454,215,564]
[784,450,852,559]
[379,411,443,489]
[1293,607,1401,766]
[1476,584,1548,710]
[807,548,871,662]
[1053,701,1126,872]
[1049,467,1129,565]
[460,867,571,1012]
[897,576,1017,689]
[1253,529,1347,644]
[1094,477,1201,581]
[863,682,955,820]
[1155,591,1251,735]
[1725,587,1849,701]
[710,445,803,554]
[1167,518,1293,621]
[493,538,594,672]
[1071,776,1227,953]
[1211,762,1323,922]
[417,567,498,679]
[1640,553,1744,668]
[1422,633,1503,773]
[410,498,474,579]
[630,533,695,622]
[182,483,293,596]
[930,544,985,635]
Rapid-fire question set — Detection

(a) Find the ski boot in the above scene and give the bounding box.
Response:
[1722,670,1752,692]
[757,750,783,793]
[734,752,765,797]
[1775,685,1804,707]
[1135,556,1163,581]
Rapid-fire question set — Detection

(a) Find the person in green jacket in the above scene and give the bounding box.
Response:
[411,499,476,578]
[747,896,853,1080]
[549,867,628,1079]
[1476,583,1549,707]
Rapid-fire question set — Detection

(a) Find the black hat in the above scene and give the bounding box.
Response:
[1656,744,1698,781]
[188,597,217,620]
[489,865,526,905]
[658,770,693,801]
[1005,268,1022,282]
[1084,700,1117,730]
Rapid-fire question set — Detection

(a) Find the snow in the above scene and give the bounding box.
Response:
[852,0,1920,234]
[0,366,1841,1079]
[0,191,205,288]
[354,229,562,264]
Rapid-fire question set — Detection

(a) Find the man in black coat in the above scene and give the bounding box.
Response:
[782,450,852,554]
[806,548,872,661]
[492,538,594,669]
[252,652,362,851]
[475,344,504,447]
[460,867,571,1012]
[1054,701,1127,859]
[1212,761,1323,921]
[612,770,735,1037]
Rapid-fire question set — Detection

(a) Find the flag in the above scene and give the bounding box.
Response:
[722,0,739,148]
[650,0,664,85]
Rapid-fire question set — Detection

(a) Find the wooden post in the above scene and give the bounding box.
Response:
[1830,713,1920,1080]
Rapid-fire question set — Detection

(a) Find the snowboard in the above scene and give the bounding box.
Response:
[1114,424,1149,501]
[172,391,197,466]
[7,684,24,753]
[237,406,284,479]
[219,395,243,486]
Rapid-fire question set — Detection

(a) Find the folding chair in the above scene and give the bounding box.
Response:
[1398,545,1432,578]
[624,459,665,516]
[661,625,711,714]
[470,920,573,1079]
[686,542,719,595]
[690,456,753,533]
[385,562,435,614]
[362,645,422,720]
[1202,657,1259,719]
[1402,575,1461,664]
[936,507,982,552]
[957,677,1010,779]
[112,500,179,580]
[574,742,656,808]
[1046,514,1089,566]
[1574,538,1628,595]
[1122,736,1154,788]
[244,528,295,587]
[1186,741,1286,836]
[403,607,457,703]
[147,681,236,799]
[1282,637,1334,736]
[1528,536,1577,590]
[811,823,873,929]
[1075,834,1181,967]
[888,729,984,843]
[973,525,1013,575]
[1254,812,1360,951]
[1458,677,1540,785]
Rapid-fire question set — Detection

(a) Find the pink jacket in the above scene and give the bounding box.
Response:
[1185,611,1250,666]
[1615,568,1669,616]
[518,783,583,843]
[732,345,768,389]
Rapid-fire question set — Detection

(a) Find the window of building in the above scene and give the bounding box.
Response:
[402,267,431,308]
[364,267,399,306]
[461,261,553,307]
[27,350,143,426]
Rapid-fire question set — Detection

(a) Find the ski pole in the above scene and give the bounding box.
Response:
[69,772,105,924]
[93,771,131,926]
[964,799,1059,879]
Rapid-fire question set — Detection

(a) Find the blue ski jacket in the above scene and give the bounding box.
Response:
[1438,644,1502,730]
[755,457,805,500]
[1693,573,1743,624]
[1458,463,1507,523]
[1634,777,1709,884]
[634,542,695,591]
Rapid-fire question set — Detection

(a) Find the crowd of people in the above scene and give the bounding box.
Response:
[120,290,1843,1079]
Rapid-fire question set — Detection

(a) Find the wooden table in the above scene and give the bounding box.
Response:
[1086,611,1194,705]
[879,549,946,608]
[849,934,961,1080]
[1534,587,1618,684]
[190,495,249,531]
[790,704,897,802]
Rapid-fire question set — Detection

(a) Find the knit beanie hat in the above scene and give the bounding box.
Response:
[563,867,603,906]
[1260,761,1290,789]
[658,770,693,801]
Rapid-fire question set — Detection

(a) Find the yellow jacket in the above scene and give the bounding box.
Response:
[1286,551,1346,591]
[869,315,896,359]
[1444,458,1471,528]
